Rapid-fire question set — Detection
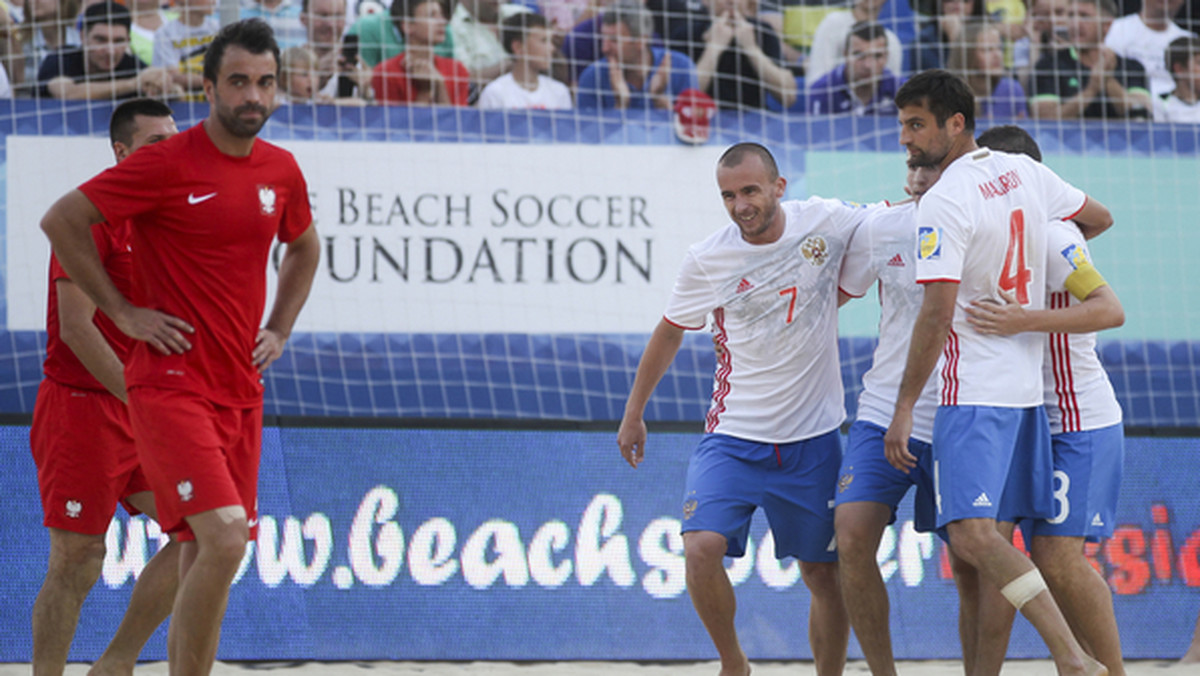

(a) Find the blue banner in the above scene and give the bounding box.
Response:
[1,425,1198,661]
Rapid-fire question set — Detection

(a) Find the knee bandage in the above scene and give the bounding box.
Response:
[1000,568,1047,610]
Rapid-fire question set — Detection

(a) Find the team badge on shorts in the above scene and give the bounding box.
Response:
[838,472,854,493]
[177,479,195,503]
[65,499,82,518]
[682,498,698,520]
[801,236,829,266]
[258,186,277,215]
[918,226,941,260]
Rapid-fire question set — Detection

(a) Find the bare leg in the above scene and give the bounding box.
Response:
[683,530,750,676]
[834,501,896,676]
[1031,535,1125,676]
[167,506,249,676]
[1182,611,1200,664]
[948,549,980,675]
[32,528,106,676]
[801,560,848,676]
[946,518,1105,676]
[90,493,180,676]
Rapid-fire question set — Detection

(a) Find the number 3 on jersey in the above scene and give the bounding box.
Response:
[1000,209,1032,305]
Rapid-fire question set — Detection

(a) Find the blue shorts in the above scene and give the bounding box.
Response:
[933,406,1054,529]
[835,420,937,533]
[1023,424,1124,541]
[681,430,840,563]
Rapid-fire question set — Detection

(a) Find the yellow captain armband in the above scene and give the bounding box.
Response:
[1063,262,1107,302]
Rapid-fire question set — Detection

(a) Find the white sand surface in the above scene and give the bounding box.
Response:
[2,660,1197,676]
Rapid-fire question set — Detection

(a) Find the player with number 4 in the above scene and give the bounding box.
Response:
[884,71,1113,676]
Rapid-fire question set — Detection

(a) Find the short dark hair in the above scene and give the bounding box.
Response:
[1167,35,1200,76]
[718,142,780,181]
[501,11,548,54]
[203,18,281,83]
[110,98,173,146]
[894,69,977,132]
[976,125,1042,162]
[845,20,887,54]
[394,0,447,22]
[82,1,131,35]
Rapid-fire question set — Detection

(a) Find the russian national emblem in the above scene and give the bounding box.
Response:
[801,236,828,266]
[838,472,854,493]
[682,499,699,520]
[258,185,277,215]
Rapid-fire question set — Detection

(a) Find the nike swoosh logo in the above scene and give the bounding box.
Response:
[188,192,217,205]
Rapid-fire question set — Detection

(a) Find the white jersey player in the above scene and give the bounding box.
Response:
[886,70,1112,676]
[833,166,947,676]
[619,142,876,676]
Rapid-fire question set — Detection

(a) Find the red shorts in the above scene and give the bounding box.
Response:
[128,387,262,542]
[31,378,150,535]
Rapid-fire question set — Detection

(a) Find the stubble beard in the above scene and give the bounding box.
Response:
[217,100,273,139]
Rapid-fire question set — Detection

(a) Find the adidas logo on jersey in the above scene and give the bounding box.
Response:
[735,278,754,294]
[1091,514,1104,527]
[887,253,905,267]
[972,492,993,507]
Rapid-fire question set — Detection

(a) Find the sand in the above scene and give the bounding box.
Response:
[2,660,1198,675]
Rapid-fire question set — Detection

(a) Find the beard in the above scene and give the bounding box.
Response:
[216,100,273,139]
[906,144,949,169]
[736,199,779,241]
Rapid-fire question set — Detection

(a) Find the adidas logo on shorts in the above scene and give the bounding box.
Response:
[972,492,992,507]
[1092,513,1104,527]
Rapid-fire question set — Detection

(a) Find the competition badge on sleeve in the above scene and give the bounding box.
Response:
[1060,243,1090,269]
[918,226,941,260]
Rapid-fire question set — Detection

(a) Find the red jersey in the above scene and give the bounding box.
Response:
[372,53,471,106]
[43,221,134,391]
[77,124,312,407]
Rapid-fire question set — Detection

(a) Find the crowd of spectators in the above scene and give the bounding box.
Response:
[0,0,1195,120]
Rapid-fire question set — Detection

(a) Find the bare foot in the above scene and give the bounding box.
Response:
[87,656,135,676]
[1080,658,1108,676]
[717,656,751,676]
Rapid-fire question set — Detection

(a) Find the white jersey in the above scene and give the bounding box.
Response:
[1104,14,1195,98]
[478,72,573,110]
[1153,93,1200,123]
[152,17,219,69]
[665,197,875,443]
[915,149,1086,407]
[839,202,940,443]
[1043,221,1123,434]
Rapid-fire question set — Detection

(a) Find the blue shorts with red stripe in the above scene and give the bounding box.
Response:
[681,430,840,563]
[933,405,1054,529]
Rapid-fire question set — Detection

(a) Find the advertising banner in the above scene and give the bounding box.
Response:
[1,425,1197,661]
[6,137,725,333]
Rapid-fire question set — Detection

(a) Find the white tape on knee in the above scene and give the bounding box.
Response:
[1000,568,1047,610]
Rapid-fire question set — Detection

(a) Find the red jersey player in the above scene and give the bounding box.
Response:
[40,19,321,676]
[32,98,180,676]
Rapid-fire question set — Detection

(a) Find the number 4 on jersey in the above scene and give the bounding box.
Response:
[1000,209,1032,305]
